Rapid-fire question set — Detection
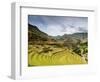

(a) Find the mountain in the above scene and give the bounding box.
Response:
[28,24,50,42]
[70,32,87,40]
[51,32,88,48]
[28,24,87,48]
[54,32,87,39]
[63,33,87,41]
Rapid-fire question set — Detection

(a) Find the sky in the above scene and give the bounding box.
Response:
[28,15,88,36]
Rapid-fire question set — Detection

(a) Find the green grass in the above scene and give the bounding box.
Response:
[28,44,87,66]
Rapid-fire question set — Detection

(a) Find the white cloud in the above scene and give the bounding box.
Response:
[28,16,88,36]
[46,25,63,36]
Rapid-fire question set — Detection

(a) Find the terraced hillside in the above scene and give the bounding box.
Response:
[28,45,87,66]
[28,24,88,66]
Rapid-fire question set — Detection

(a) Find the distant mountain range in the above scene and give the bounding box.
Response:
[52,32,87,41]
[28,24,88,46]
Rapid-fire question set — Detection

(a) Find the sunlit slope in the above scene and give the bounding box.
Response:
[28,45,87,66]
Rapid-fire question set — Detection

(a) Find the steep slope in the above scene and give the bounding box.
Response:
[28,24,50,42]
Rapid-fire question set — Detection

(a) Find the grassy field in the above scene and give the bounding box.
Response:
[28,44,87,66]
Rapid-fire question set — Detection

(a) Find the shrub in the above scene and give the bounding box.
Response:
[42,47,53,53]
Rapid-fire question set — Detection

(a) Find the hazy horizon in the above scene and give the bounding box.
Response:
[28,15,88,36]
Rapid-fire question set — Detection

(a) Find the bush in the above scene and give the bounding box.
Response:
[73,42,88,57]
[42,47,53,53]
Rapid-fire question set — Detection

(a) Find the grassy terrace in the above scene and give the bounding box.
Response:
[28,44,87,66]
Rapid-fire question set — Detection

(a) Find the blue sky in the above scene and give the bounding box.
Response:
[28,15,88,36]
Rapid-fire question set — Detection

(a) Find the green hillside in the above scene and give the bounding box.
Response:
[28,24,51,42]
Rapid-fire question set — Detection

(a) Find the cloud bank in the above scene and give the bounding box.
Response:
[28,15,88,36]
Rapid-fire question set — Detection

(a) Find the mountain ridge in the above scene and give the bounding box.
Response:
[28,24,87,46]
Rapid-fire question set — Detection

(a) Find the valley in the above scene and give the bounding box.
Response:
[28,24,88,66]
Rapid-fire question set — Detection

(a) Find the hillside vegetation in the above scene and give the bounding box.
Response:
[28,24,88,66]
